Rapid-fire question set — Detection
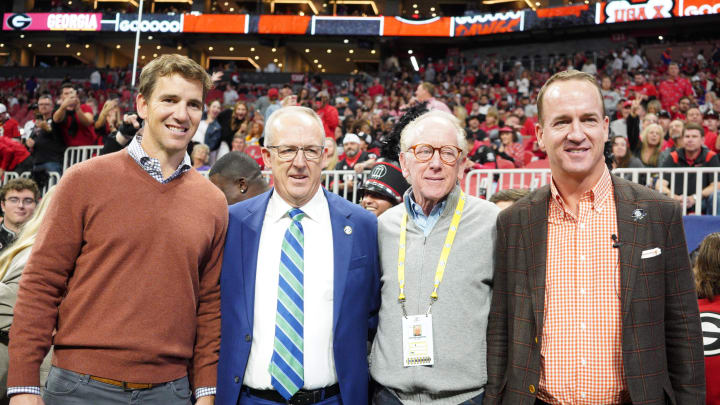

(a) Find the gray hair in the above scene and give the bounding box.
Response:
[399,110,468,154]
[264,106,325,146]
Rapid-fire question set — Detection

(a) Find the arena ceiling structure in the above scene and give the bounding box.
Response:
[0,0,719,74]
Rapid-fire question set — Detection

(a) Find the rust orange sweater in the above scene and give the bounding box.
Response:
[8,151,228,389]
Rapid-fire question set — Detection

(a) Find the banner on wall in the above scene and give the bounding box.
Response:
[452,11,524,37]
[675,0,720,16]
[3,13,101,31]
[101,13,183,33]
[183,14,248,33]
[596,0,673,24]
[381,16,451,36]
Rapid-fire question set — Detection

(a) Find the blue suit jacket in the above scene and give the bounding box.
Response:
[216,189,380,405]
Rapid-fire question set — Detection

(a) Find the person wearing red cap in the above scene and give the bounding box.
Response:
[262,88,280,120]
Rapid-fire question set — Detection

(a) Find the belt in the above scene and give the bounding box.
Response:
[89,376,159,390]
[243,384,340,405]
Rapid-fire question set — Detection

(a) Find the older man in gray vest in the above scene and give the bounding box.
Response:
[370,110,499,404]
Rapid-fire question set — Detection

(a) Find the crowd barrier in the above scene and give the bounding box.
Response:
[1,171,62,196]
[27,145,720,216]
[63,145,104,172]
[464,167,720,216]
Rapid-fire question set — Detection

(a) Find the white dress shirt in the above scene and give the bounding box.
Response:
[243,186,337,389]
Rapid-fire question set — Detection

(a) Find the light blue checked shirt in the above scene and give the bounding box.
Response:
[404,187,448,237]
[7,136,212,399]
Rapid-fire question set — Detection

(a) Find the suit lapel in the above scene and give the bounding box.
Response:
[325,191,353,331]
[241,191,273,327]
[612,177,642,320]
[526,187,550,336]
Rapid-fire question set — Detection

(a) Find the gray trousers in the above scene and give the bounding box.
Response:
[42,366,192,405]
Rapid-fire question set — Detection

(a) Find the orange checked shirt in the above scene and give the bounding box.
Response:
[539,168,629,405]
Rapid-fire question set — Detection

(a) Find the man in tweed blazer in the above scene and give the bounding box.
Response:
[485,70,705,405]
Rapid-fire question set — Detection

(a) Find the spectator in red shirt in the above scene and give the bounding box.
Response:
[659,62,695,112]
[0,104,21,139]
[0,136,32,177]
[53,83,98,147]
[693,232,720,405]
[367,78,384,99]
[625,71,658,102]
[313,91,339,138]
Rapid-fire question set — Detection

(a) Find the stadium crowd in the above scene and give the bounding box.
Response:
[1,43,720,205]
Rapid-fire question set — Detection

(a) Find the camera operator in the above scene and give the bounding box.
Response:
[26,95,64,175]
[100,112,142,155]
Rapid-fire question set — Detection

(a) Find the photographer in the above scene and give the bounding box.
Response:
[100,113,142,155]
[26,95,64,175]
[53,83,97,147]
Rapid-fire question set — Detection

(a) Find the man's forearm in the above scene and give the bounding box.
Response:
[52,106,66,124]
[75,110,94,128]
[701,182,717,198]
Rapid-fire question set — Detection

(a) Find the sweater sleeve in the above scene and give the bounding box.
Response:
[192,201,228,389]
[8,167,87,387]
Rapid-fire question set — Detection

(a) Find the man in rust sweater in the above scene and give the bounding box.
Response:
[7,54,228,405]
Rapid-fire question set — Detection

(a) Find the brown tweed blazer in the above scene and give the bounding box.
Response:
[485,175,705,405]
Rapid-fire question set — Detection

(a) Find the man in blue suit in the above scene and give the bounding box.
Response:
[217,106,380,405]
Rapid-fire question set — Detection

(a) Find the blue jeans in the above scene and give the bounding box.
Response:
[34,161,62,175]
[42,366,192,405]
[702,189,720,215]
[373,385,484,405]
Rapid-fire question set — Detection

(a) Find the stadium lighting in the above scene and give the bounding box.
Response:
[156,45,161,49]
[349,49,354,54]
[229,8,234,11]
[47,44,51,48]
[344,39,349,44]
[410,55,419,71]
[141,55,146,60]
[430,7,435,11]
[318,64,323,68]
[299,11,305,15]
[313,59,318,63]
[305,48,310,53]
[66,44,70,48]
[224,1,228,4]
[432,13,436,16]
[20,34,24,39]
[322,69,326,72]
[254,56,259,60]
[278,63,283,67]
[272,48,277,52]
[116,44,121,49]
[412,3,417,8]
[0,44,4,48]
[28,43,32,48]
[251,47,255,51]
[658,35,664,40]
[208,46,214,51]
[230,46,235,51]
[346,58,350,62]
[371,49,376,54]
[408,50,413,54]
[274,58,278,62]
[148,36,153,40]
[177,45,182,50]
[327,49,332,53]
[84,44,89,48]
[153,53,158,57]
[76,52,81,56]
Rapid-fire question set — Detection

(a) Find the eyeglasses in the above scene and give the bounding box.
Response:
[266,145,325,161]
[5,197,36,206]
[407,144,463,164]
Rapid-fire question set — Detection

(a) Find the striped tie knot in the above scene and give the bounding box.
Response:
[288,208,305,222]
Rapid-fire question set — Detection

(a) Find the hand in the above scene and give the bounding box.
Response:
[61,90,78,110]
[9,394,44,405]
[354,162,365,173]
[102,99,118,112]
[25,137,35,148]
[281,95,297,107]
[211,71,224,83]
[195,395,215,405]
[124,114,140,129]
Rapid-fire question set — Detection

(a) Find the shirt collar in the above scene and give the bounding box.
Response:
[268,186,326,224]
[127,135,192,182]
[1,222,16,239]
[403,186,450,221]
[550,166,613,214]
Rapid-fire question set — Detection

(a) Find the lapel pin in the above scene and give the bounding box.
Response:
[344,226,352,235]
[631,208,647,222]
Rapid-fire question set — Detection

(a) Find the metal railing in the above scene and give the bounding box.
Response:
[63,146,104,172]
[1,171,62,196]
[464,167,720,216]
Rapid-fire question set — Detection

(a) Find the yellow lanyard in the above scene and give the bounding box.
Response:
[397,191,466,308]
